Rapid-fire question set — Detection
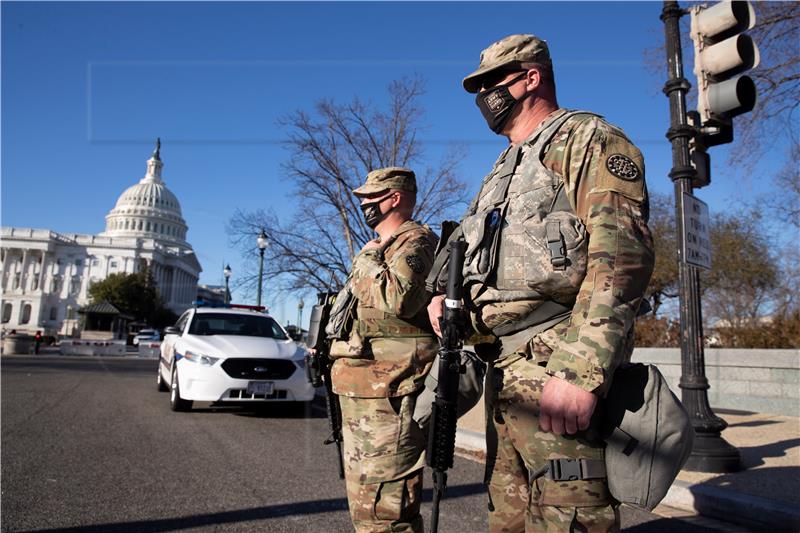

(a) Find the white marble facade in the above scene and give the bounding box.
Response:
[1,142,202,336]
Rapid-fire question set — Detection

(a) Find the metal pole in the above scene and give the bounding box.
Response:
[297,298,304,330]
[661,0,741,472]
[257,248,265,307]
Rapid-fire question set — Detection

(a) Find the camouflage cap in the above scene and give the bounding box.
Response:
[352,167,417,196]
[462,34,552,93]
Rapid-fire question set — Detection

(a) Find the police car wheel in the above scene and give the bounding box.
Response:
[157,363,169,392]
[170,365,193,412]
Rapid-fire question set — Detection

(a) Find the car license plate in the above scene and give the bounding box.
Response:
[247,381,274,395]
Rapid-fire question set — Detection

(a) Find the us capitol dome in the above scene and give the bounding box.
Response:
[1,139,202,337]
[102,139,188,243]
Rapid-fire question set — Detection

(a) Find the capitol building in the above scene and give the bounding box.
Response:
[1,141,202,336]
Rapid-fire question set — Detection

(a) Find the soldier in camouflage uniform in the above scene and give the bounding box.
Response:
[427,35,654,532]
[330,167,438,533]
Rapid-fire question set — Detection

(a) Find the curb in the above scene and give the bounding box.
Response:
[661,478,800,532]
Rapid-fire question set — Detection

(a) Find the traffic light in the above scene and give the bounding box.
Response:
[689,1,759,146]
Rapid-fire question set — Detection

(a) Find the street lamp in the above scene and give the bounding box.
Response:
[223,264,232,304]
[256,229,268,307]
[297,298,304,330]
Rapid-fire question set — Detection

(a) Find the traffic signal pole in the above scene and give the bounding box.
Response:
[661,0,741,473]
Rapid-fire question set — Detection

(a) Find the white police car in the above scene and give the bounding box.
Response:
[157,303,314,411]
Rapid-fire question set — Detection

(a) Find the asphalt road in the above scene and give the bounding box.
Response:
[1,356,721,532]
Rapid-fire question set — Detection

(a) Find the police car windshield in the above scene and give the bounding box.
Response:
[188,313,288,340]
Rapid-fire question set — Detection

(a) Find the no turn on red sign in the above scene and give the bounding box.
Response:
[682,192,712,270]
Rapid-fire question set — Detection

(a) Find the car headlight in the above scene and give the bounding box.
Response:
[183,350,219,366]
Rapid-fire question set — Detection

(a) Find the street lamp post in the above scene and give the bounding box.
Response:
[661,0,741,472]
[297,298,304,331]
[257,230,268,308]
[223,264,232,304]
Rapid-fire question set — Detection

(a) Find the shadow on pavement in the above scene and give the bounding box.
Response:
[739,438,800,468]
[21,484,487,533]
[727,419,782,429]
[623,517,717,532]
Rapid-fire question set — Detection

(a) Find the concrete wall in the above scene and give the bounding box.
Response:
[632,348,800,417]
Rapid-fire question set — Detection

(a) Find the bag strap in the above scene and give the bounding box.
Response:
[492,300,572,337]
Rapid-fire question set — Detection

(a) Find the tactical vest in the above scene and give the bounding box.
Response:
[356,305,433,339]
[460,110,595,333]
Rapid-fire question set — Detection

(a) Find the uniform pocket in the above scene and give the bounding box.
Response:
[522,211,588,299]
[462,207,505,282]
[537,476,612,507]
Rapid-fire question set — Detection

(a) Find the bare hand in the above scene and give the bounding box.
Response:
[427,294,446,338]
[361,239,381,252]
[539,376,598,435]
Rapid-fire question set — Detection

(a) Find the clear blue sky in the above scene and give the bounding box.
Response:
[1,1,784,326]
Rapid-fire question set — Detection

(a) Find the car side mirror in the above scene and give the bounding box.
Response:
[164,326,182,336]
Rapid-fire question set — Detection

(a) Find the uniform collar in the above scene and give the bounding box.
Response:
[520,108,569,146]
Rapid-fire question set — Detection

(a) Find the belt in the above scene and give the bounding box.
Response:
[530,458,607,481]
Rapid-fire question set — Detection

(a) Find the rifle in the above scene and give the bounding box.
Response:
[426,239,467,533]
[305,290,345,479]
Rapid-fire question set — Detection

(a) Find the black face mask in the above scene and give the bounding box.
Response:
[475,72,529,134]
[360,193,395,229]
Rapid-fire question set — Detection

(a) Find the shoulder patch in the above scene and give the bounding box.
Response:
[405,254,425,274]
[606,154,640,181]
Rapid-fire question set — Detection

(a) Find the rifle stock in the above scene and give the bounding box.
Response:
[305,290,345,479]
[427,239,467,533]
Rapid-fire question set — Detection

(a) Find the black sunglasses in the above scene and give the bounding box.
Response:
[480,70,526,91]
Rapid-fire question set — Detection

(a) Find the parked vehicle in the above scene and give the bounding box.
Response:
[157,304,314,411]
[133,329,160,346]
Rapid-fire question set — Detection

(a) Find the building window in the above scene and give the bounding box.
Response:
[49,307,57,321]
[51,275,62,294]
[146,222,151,231]
[91,258,99,266]
[2,303,12,323]
[75,259,82,267]
[66,306,75,320]
[110,260,118,269]
[13,272,21,290]
[21,304,32,324]
[32,274,40,291]
[69,276,81,296]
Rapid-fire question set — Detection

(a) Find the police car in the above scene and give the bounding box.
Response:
[157,302,315,411]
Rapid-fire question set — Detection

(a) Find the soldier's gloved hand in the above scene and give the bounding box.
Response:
[539,376,598,435]
[427,294,446,338]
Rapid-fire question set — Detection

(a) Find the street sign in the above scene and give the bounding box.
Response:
[682,192,712,270]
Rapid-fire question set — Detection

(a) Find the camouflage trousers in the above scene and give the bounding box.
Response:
[339,393,427,533]
[485,353,618,533]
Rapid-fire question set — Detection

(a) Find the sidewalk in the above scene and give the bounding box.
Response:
[455,409,800,531]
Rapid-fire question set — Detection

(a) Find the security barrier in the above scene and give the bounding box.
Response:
[138,342,161,358]
[59,339,127,356]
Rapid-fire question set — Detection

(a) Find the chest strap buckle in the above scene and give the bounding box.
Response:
[545,221,567,270]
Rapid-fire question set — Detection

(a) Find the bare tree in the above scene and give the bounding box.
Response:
[702,209,781,330]
[643,193,680,317]
[228,76,467,299]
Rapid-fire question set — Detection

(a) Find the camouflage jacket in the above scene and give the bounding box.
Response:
[330,220,439,398]
[472,109,654,393]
